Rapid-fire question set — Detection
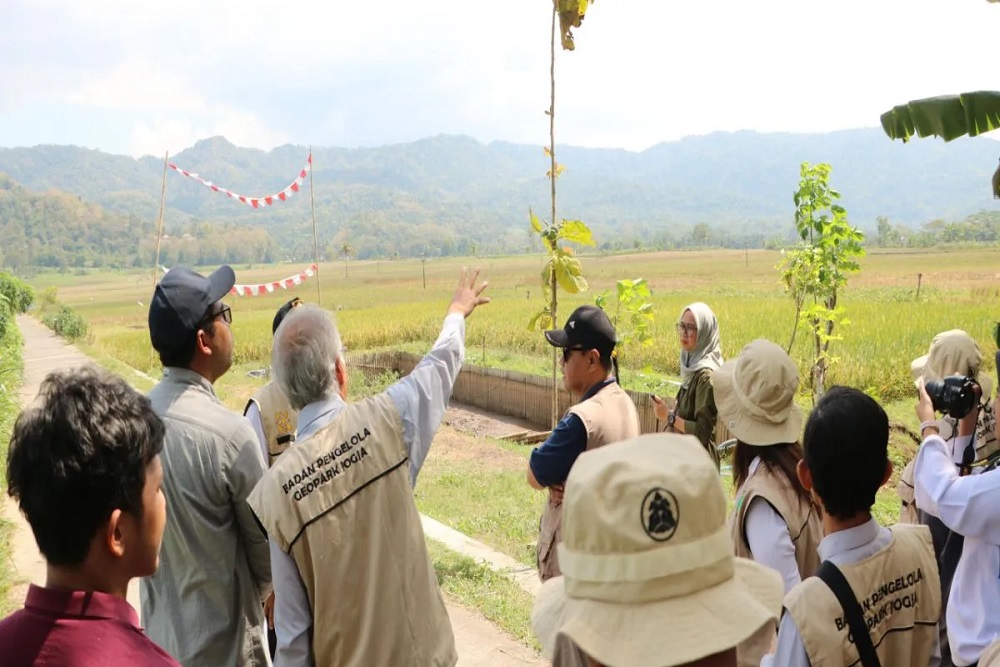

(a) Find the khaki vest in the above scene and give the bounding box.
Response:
[784,524,941,667]
[248,393,456,667]
[536,381,640,582]
[731,461,822,667]
[244,382,298,467]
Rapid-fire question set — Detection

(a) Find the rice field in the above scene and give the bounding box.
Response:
[32,247,1000,404]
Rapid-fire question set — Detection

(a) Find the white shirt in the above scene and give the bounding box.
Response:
[246,400,268,463]
[739,457,802,595]
[763,519,895,667]
[269,313,466,667]
[915,433,1000,666]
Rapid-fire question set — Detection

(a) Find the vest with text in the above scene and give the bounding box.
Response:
[784,524,941,667]
[247,393,456,667]
[537,381,641,581]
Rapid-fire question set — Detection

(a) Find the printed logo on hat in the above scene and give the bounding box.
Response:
[641,488,679,542]
[569,321,575,329]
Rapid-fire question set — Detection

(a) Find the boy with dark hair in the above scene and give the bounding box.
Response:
[765,386,941,666]
[0,366,179,666]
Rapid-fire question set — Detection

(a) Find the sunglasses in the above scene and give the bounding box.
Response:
[562,347,588,362]
[675,322,697,336]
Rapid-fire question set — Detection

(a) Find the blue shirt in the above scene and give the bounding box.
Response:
[528,379,616,487]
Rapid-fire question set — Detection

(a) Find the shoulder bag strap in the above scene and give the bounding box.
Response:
[816,560,882,667]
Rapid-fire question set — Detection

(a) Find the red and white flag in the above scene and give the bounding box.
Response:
[230,264,318,297]
[168,153,312,209]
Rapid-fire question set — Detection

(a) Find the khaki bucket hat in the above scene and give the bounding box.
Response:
[910,329,993,399]
[711,339,803,446]
[531,434,783,667]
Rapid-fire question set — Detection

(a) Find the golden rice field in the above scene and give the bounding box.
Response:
[32,247,1000,404]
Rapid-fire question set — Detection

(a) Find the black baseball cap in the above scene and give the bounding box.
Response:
[272,297,303,335]
[544,305,617,353]
[148,265,235,353]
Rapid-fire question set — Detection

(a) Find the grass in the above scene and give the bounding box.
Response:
[426,538,540,651]
[0,324,24,615]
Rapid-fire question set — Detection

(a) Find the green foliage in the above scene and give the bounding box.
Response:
[42,305,89,341]
[0,273,34,313]
[881,91,1000,143]
[778,162,865,399]
[596,278,656,349]
[526,212,596,332]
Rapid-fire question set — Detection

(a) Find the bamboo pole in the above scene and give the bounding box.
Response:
[309,148,322,305]
[548,4,559,428]
[152,151,169,293]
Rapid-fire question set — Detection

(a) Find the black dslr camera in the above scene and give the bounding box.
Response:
[925,375,979,419]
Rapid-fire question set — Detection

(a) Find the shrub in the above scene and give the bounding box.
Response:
[43,305,89,341]
[0,273,34,314]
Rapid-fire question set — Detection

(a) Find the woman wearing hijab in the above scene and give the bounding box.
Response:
[711,339,821,667]
[652,302,723,467]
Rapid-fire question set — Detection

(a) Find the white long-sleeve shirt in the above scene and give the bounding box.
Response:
[269,313,465,667]
[915,433,1000,667]
[740,457,802,595]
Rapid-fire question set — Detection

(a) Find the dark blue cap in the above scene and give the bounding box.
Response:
[148,265,235,354]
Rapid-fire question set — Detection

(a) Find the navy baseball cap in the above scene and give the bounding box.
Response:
[148,265,235,354]
[544,305,617,353]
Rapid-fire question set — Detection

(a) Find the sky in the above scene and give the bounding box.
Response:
[1,0,997,158]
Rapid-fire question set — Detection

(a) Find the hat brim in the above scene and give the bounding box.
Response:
[208,265,236,303]
[532,559,783,667]
[544,329,570,348]
[712,359,803,446]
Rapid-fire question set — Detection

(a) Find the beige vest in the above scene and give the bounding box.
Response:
[248,393,456,667]
[731,461,822,667]
[784,524,941,667]
[536,381,640,582]
[981,638,1000,666]
[244,382,298,467]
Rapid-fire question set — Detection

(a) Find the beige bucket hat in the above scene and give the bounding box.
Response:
[531,434,783,667]
[910,329,993,399]
[711,339,803,446]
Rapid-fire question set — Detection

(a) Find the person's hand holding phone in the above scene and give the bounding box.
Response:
[651,394,669,422]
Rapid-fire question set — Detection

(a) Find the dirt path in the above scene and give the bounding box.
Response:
[3,315,544,666]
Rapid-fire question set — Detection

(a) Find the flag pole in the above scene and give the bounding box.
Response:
[309,148,321,306]
[152,151,169,294]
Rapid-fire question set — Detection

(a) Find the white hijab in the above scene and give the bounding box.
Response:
[679,302,724,381]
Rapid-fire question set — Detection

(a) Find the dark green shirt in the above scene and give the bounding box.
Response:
[675,368,719,467]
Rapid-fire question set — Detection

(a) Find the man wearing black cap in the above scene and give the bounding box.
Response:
[143,266,272,667]
[527,305,640,583]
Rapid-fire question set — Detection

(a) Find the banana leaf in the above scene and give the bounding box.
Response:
[880,91,1000,142]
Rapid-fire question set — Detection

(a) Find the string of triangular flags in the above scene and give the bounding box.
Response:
[167,153,312,208]
[230,264,318,297]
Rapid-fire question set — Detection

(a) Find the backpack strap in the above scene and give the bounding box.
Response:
[816,560,882,667]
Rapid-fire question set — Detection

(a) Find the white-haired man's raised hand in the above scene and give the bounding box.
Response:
[447,268,490,318]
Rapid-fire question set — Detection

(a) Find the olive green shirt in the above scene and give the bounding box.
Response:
[675,368,718,467]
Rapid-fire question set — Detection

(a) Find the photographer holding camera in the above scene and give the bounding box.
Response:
[913,329,1000,667]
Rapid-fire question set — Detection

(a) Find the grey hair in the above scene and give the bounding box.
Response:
[271,305,344,410]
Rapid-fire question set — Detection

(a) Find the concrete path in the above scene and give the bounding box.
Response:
[3,314,545,666]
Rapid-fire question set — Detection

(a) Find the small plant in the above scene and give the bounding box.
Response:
[43,305,89,341]
[595,278,655,383]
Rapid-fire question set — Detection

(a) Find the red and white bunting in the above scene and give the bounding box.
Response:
[230,264,318,297]
[167,153,312,208]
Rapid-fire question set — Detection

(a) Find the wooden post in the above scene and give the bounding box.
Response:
[916,273,923,300]
[421,257,426,289]
[309,149,322,305]
[152,151,169,293]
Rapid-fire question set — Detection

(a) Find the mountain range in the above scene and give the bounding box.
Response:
[0,128,998,261]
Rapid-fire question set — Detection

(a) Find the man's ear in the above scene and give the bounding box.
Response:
[335,356,348,400]
[796,459,813,492]
[195,328,213,357]
[106,509,126,558]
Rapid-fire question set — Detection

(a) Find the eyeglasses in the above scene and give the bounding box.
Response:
[675,322,697,336]
[202,305,232,327]
[562,347,587,362]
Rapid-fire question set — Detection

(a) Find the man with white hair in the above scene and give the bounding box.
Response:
[248,269,489,667]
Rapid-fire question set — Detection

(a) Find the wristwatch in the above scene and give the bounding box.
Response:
[667,411,677,429]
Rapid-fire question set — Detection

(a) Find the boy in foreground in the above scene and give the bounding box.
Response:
[0,366,180,667]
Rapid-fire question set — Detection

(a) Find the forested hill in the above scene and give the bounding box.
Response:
[0,128,998,263]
